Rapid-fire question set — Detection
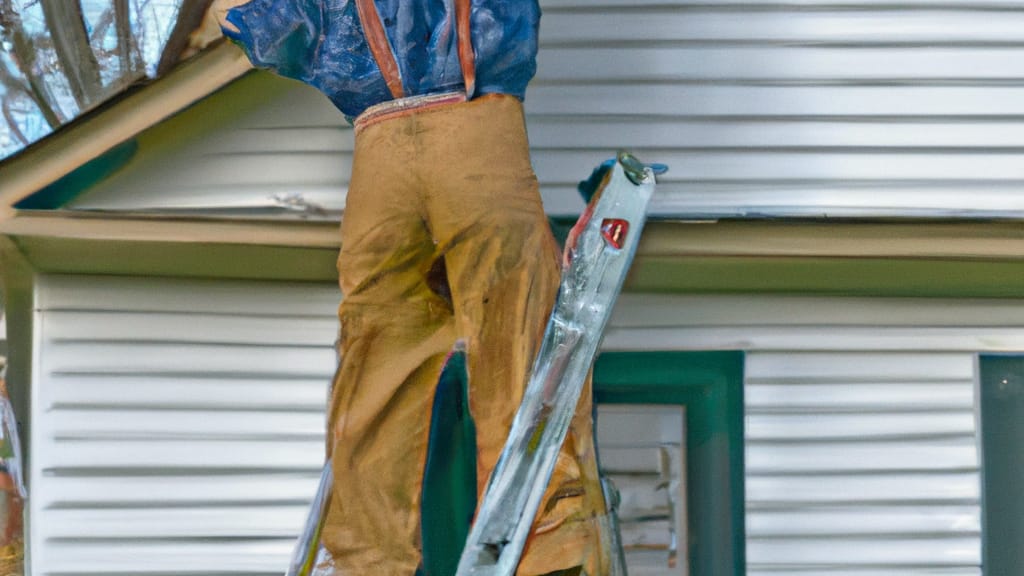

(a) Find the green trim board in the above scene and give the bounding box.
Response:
[0,236,36,481]
[594,351,746,576]
[421,346,477,576]
[627,255,1024,298]
[14,140,139,210]
[8,235,340,282]
[9,233,1024,298]
[978,355,1024,576]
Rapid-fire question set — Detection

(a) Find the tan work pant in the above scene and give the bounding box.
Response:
[321,95,606,575]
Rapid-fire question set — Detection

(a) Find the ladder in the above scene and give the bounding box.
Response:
[286,152,662,576]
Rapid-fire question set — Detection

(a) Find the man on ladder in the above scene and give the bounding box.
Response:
[214,1,607,574]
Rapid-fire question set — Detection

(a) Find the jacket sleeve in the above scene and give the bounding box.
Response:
[221,0,324,83]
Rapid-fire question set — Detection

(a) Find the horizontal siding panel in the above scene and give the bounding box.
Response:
[747,506,980,537]
[747,473,980,504]
[746,440,977,474]
[746,384,974,412]
[542,0,1024,7]
[609,295,1024,328]
[48,409,325,441]
[529,120,1024,149]
[45,440,322,471]
[173,150,1024,195]
[531,150,1024,184]
[37,474,321,508]
[539,10,1024,44]
[603,326,1024,353]
[184,118,1024,154]
[42,540,294,574]
[47,375,329,410]
[749,565,978,569]
[594,181,1024,218]
[43,342,335,378]
[746,412,976,441]
[746,537,981,566]
[537,47,1024,82]
[44,506,308,538]
[746,352,975,381]
[526,85,1024,117]
[36,275,340,315]
[43,311,337,346]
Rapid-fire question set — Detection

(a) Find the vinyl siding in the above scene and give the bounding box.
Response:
[29,275,690,575]
[67,1,1024,218]
[29,276,1024,574]
[29,275,339,575]
[606,294,1024,576]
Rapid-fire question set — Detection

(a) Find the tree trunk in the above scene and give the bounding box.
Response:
[40,1,105,110]
[113,0,141,78]
[2,97,29,146]
[157,0,214,76]
[0,2,63,127]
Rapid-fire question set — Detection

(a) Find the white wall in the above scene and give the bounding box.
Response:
[27,275,1024,575]
[607,293,1024,576]
[68,0,1024,218]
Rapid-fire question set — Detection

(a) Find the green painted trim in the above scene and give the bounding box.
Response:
[978,355,1024,575]
[594,351,746,576]
[627,255,1024,298]
[421,347,476,576]
[0,237,36,482]
[15,140,139,210]
[11,236,339,282]
[8,217,1024,297]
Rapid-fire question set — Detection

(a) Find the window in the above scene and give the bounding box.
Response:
[594,351,745,576]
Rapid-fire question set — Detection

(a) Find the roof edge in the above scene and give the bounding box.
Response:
[0,42,252,220]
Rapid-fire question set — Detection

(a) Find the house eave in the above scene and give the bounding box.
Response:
[0,42,252,220]
[2,213,1022,296]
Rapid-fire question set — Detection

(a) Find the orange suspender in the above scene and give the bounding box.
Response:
[355,0,476,101]
[354,0,406,99]
[454,0,476,97]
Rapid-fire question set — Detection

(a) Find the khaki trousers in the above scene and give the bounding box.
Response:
[321,95,606,575]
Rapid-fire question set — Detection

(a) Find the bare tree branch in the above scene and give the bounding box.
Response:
[2,96,29,146]
[90,8,114,44]
[157,0,214,76]
[0,1,63,128]
[113,0,143,78]
[40,1,105,109]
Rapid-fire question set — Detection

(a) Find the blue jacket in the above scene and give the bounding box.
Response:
[224,0,540,120]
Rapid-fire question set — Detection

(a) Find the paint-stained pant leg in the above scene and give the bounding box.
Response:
[321,117,457,575]
[322,95,607,576]
[418,95,608,576]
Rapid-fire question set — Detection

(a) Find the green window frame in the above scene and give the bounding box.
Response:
[978,355,1024,575]
[594,351,746,576]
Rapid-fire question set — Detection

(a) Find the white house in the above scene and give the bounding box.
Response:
[0,1,1021,575]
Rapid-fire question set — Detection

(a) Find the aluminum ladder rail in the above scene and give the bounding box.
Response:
[456,153,659,576]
